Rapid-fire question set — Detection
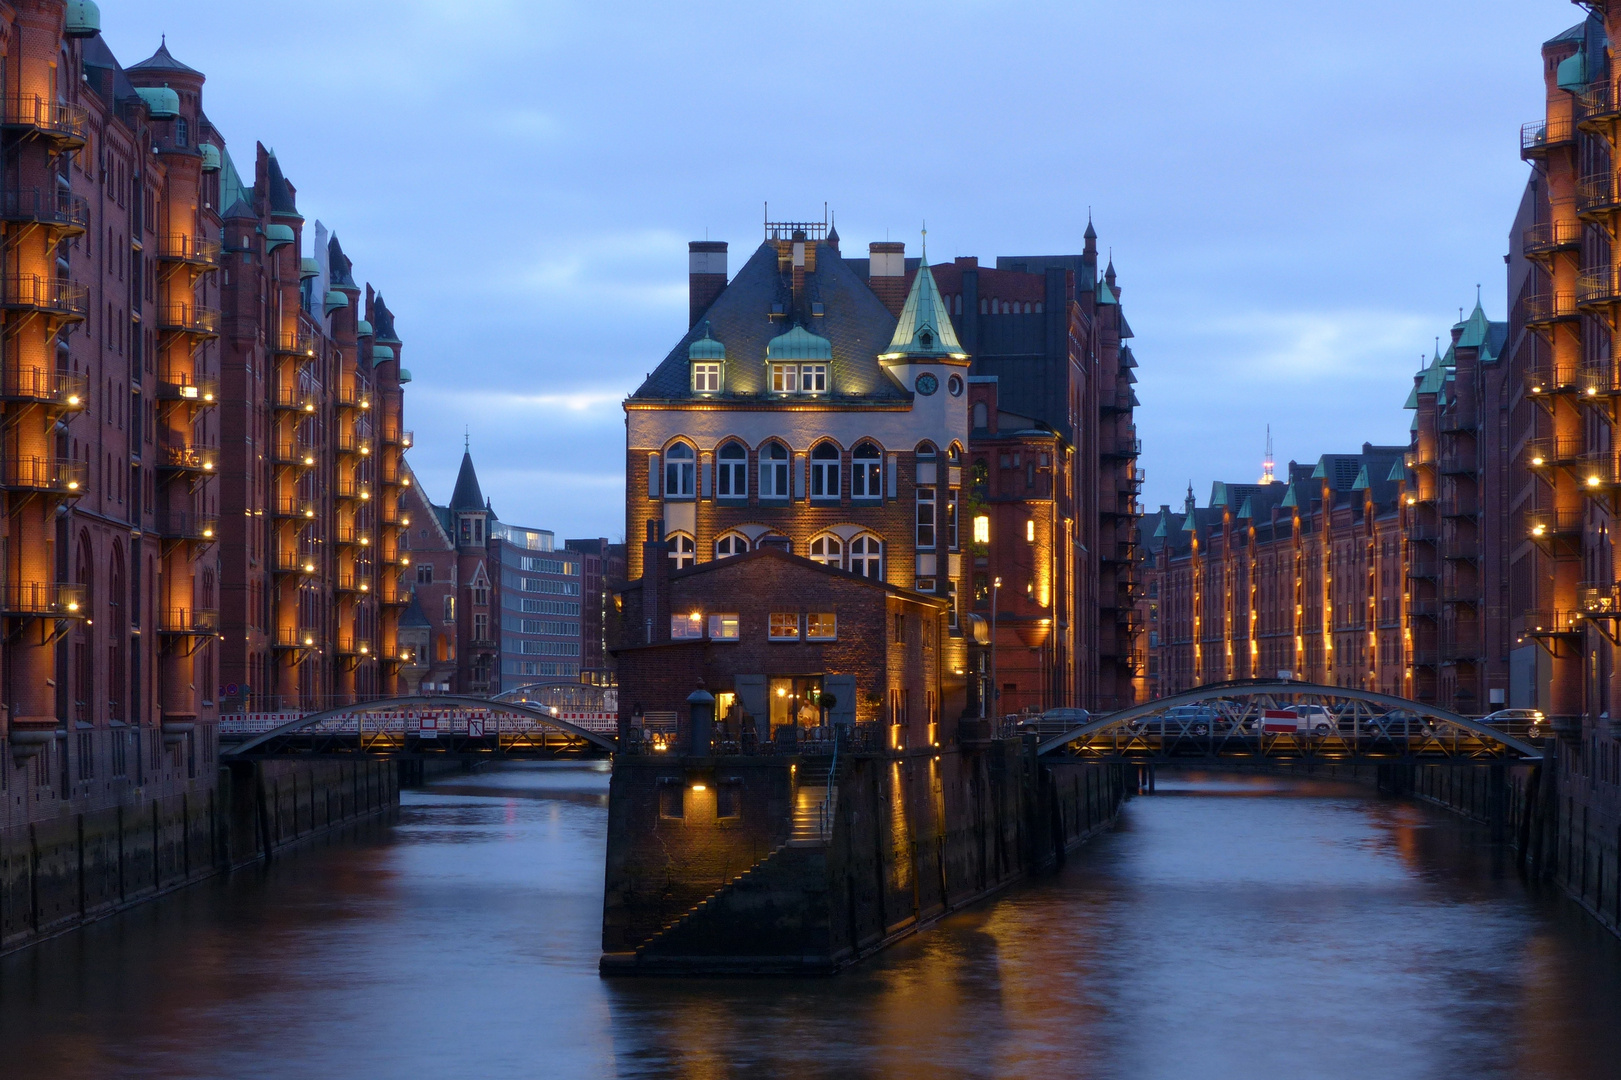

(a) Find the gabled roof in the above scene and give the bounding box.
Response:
[128,38,203,77]
[400,591,433,629]
[881,250,967,361]
[449,452,486,513]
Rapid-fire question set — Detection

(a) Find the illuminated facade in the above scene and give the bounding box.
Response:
[1147,445,1406,697]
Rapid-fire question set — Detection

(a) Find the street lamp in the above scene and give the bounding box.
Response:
[990,576,1002,724]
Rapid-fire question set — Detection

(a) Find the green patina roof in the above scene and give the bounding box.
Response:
[218,146,250,215]
[1558,45,1587,91]
[1404,382,1420,409]
[880,246,967,360]
[299,257,320,279]
[766,324,832,361]
[135,86,179,119]
[1096,281,1118,305]
[1280,482,1298,509]
[1387,458,1406,483]
[688,324,725,361]
[356,319,373,337]
[1456,299,1492,349]
[1181,514,1196,533]
[199,143,220,172]
[1311,460,1327,479]
[1351,465,1370,492]
[1210,481,1229,508]
[1237,496,1254,520]
[1416,357,1446,395]
[1153,515,1169,538]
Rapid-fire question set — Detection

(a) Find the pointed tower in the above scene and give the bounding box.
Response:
[878,235,970,397]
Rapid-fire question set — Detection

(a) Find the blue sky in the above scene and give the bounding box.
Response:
[104,0,1573,536]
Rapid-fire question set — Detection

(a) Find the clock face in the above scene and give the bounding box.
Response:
[915,372,939,396]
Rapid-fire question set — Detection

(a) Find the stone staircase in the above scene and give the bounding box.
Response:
[633,842,791,958]
[790,755,838,846]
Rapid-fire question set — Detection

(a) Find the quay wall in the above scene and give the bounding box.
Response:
[601,739,1128,974]
[0,758,397,956]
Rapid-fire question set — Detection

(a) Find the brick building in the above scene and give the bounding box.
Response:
[566,536,626,689]
[1146,444,1406,697]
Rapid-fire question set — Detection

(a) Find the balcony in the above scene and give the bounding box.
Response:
[160,608,219,635]
[0,95,88,146]
[272,441,318,468]
[157,376,218,405]
[1408,596,1440,619]
[272,379,319,413]
[276,326,317,357]
[1101,431,1141,459]
[156,302,221,338]
[1437,406,1476,433]
[0,366,86,410]
[273,627,320,650]
[157,442,217,475]
[1525,362,1579,397]
[1526,508,1583,544]
[382,426,413,448]
[1522,115,1576,158]
[1578,266,1621,309]
[1523,293,1579,330]
[1525,437,1583,470]
[1578,454,1621,492]
[0,455,86,495]
[335,478,372,502]
[1579,583,1621,616]
[157,234,222,268]
[1578,171,1621,217]
[336,573,372,594]
[1523,218,1581,257]
[1440,642,1482,663]
[335,382,370,409]
[0,275,87,319]
[157,510,218,543]
[380,499,402,524]
[1408,558,1441,580]
[273,495,318,520]
[1442,536,1479,560]
[1440,495,1478,519]
[336,638,374,658]
[379,579,408,605]
[335,428,370,455]
[0,582,86,618]
[1523,611,1583,636]
[272,549,319,576]
[335,523,365,546]
[0,187,89,236]
[1578,81,1621,127]
[1438,450,1475,476]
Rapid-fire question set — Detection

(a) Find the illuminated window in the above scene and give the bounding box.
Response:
[916,577,936,593]
[810,442,840,498]
[667,533,695,570]
[671,612,704,639]
[851,441,882,499]
[1026,520,1035,543]
[807,613,837,640]
[770,363,798,393]
[759,441,790,498]
[708,613,740,640]
[716,441,747,497]
[692,362,721,393]
[664,442,695,498]
[769,612,800,640]
[715,532,749,558]
[809,534,843,568]
[973,515,990,544]
[850,534,883,579]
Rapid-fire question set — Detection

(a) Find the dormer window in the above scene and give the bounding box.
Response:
[693,362,721,393]
[770,363,799,393]
[687,326,725,394]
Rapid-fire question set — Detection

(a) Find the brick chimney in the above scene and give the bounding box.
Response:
[689,241,728,327]
[868,241,907,316]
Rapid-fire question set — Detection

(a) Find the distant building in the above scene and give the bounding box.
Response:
[493,522,582,692]
[567,537,627,688]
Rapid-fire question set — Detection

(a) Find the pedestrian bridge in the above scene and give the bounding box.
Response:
[1036,681,1542,763]
[220,695,617,759]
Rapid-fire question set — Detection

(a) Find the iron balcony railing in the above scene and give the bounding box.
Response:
[272,441,318,467]
[335,477,371,501]
[273,627,320,649]
[0,187,90,233]
[157,376,218,404]
[0,95,89,143]
[1577,171,1621,216]
[1525,437,1584,469]
[1408,596,1441,618]
[1578,80,1621,125]
[1577,266,1621,308]
[273,495,318,520]
[277,325,317,357]
[272,377,319,412]
[336,638,374,657]
[1522,293,1580,328]
[157,510,218,542]
[1523,610,1584,636]
[335,382,370,409]
[156,302,221,336]
[335,428,368,454]
[1440,495,1478,518]
[1437,406,1477,433]
[0,274,87,317]
[0,582,87,617]
[272,549,319,575]
[156,234,222,267]
[1438,450,1476,476]
[160,608,219,635]
[336,573,372,594]
[1579,583,1621,615]
[1578,454,1621,490]
[1442,536,1480,560]
[1526,507,1583,540]
[0,366,86,409]
[157,441,217,474]
[1522,115,1576,157]
[0,455,86,494]
[1522,218,1581,255]
[1440,642,1482,662]
[1525,362,1579,396]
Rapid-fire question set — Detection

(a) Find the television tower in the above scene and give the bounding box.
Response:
[1259,425,1276,485]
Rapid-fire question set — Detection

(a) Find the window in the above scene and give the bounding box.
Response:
[916,578,936,593]
[852,441,882,499]
[473,585,489,606]
[973,515,990,544]
[850,534,883,579]
[759,441,789,498]
[769,612,800,640]
[972,402,988,429]
[770,363,799,393]
[807,613,836,640]
[916,487,936,549]
[716,441,747,497]
[916,441,937,458]
[810,443,840,499]
[443,595,456,623]
[809,534,843,567]
[671,612,704,639]
[667,533,695,570]
[715,533,749,558]
[708,613,740,640]
[659,781,684,819]
[473,613,489,641]
[894,613,907,643]
[946,490,959,549]
[175,117,188,147]
[801,364,827,393]
[1027,519,1036,543]
[692,362,721,393]
[664,442,695,498]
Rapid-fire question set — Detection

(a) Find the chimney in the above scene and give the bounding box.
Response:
[868,241,907,316]
[689,241,728,327]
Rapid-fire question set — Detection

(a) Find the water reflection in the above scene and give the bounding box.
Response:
[0,764,1617,1080]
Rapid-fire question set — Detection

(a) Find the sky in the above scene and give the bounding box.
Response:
[102,0,1575,537]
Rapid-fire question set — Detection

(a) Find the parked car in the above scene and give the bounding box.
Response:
[1291,704,1336,734]
[1132,705,1222,736]
[1366,708,1435,739]
[1018,708,1091,738]
[1481,708,1546,741]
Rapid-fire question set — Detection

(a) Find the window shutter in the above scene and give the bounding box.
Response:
[648,453,659,498]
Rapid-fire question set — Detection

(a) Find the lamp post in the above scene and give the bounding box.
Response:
[990,576,1002,726]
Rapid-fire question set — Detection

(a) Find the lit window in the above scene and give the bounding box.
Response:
[809,534,843,567]
[667,533,695,569]
[916,487,936,549]
[671,612,704,639]
[973,515,990,544]
[692,362,721,393]
[810,442,840,499]
[664,442,695,498]
[807,613,837,640]
[850,534,883,579]
[715,533,749,558]
[708,613,740,640]
[801,364,827,393]
[759,441,790,498]
[769,612,800,640]
[1026,520,1035,542]
[716,441,747,498]
[852,441,882,500]
[946,490,959,549]
[770,363,798,393]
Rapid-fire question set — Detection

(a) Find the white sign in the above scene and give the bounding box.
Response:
[469,718,485,738]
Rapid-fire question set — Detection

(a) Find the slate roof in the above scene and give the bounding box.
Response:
[882,254,966,359]
[373,293,401,345]
[449,452,485,512]
[264,151,300,220]
[328,234,357,289]
[629,240,906,402]
[128,38,203,76]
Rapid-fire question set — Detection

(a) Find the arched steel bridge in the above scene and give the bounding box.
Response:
[221,695,617,759]
[1036,681,1542,763]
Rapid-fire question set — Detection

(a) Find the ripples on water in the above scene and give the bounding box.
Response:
[1,764,1618,1079]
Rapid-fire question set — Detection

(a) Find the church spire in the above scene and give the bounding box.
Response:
[879,229,967,362]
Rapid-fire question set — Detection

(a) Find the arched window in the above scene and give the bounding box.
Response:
[715,532,749,558]
[759,441,790,498]
[852,441,882,500]
[915,441,937,458]
[664,442,695,498]
[850,534,883,579]
[810,442,840,499]
[947,443,962,462]
[972,402,988,429]
[667,533,695,570]
[809,534,843,568]
[716,441,747,498]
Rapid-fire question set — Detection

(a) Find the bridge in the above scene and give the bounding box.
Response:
[221,695,617,760]
[1036,681,1542,764]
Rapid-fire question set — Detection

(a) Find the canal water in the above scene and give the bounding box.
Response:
[3,764,1619,1079]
